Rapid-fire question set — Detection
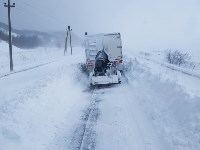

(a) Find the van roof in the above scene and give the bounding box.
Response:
[85,32,120,37]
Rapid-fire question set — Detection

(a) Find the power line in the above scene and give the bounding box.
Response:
[17,3,65,30]
[14,6,64,30]
[20,0,59,21]
[16,0,66,29]
[14,7,50,30]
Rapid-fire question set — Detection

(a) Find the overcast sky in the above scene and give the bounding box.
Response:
[1,0,200,50]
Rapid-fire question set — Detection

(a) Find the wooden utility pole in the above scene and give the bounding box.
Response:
[64,26,72,55]
[4,0,15,71]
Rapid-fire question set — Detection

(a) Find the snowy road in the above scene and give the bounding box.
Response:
[67,83,168,150]
[0,46,200,150]
[94,85,168,150]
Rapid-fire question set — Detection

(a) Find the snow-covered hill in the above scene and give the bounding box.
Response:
[0,41,200,150]
[0,22,82,49]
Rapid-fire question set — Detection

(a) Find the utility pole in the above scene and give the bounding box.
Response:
[4,0,15,71]
[64,26,72,55]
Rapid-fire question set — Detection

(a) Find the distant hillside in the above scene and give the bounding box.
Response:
[0,22,82,49]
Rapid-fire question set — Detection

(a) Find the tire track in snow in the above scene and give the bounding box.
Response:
[71,85,115,150]
[70,64,127,150]
[70,87,104,150]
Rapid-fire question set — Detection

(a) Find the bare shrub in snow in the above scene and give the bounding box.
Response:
[166,50,191,66]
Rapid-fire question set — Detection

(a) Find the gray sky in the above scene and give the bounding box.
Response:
[1,0,200,50]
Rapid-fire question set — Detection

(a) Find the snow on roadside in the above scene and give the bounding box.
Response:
[0,75,87,150]
[123,56,200,150]
[0,45,90,150]
[0,41,64,76]
[124,48,200,97]
[135,49,200,76]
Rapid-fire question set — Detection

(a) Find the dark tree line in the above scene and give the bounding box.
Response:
[0,30,42,49]
[0,30,8,41]
[13,34,41,49]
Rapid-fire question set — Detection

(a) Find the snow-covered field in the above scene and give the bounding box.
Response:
[126,48,200,96]
[0,41,200,150]
[0,41,64,76]
[134,49,200,79]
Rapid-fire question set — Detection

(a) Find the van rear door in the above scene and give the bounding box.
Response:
[104,33,122,61]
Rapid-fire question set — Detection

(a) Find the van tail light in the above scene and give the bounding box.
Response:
[87,61,93,67]
[115,59,122,64]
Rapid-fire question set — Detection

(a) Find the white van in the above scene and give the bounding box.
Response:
[84,33,123,85]
[85,33,123,73]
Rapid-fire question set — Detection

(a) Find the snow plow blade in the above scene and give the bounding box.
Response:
[90,71,121,85]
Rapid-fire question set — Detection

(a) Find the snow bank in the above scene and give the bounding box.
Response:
[124,56,200,150]
[135,49,200,75]
[0,45,90,150]
[124,48,200,97]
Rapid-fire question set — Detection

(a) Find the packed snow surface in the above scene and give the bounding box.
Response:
[0,41,200,150]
